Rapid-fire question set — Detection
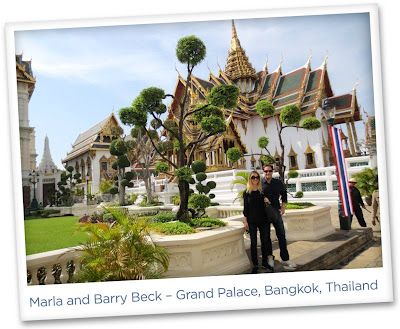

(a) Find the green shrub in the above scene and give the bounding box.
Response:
[196,172,207,182]
[103,213,116,223]
[130,193,139,203]
[295,191,304,198]
[286,204,304,209]
[109,187,119,195]
[124,171,134,181]
[153,212,177,223]
[175,166,194,182]
[290,202,314,207]
[172,194,180,205]
[189,194,211,210]
[39,209,61,218]
[191,160,207,174]
[190,217,226,228]
[151,222,195,235]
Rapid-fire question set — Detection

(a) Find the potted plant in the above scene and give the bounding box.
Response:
[98,179,113,202]
[352,167,378,206]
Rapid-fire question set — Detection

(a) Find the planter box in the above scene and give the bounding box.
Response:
[152,220,251,278]
[283,205,335,241]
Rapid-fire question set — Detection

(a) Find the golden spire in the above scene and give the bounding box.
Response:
[225,20,257,82]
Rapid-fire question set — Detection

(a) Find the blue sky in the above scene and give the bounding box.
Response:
[14,12,374,168]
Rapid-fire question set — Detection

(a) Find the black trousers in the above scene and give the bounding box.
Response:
[351,206,367,227]
[248,222,268,266]
[265,209,290,261]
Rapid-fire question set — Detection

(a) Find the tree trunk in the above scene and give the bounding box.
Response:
[144,174,152,204]
[118,167,125,205]
[278,127,286,186]
[176,179,190,223]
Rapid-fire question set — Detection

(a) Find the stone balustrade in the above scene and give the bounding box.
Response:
[26,247,82,285]
[25,204,334,284]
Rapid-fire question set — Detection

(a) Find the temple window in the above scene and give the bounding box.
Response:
[287,146,298,170]
[101,161,107,172]
[304,143,316,169]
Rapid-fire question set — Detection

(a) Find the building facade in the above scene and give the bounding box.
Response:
[166,21,363,172]
[16,54,38,211]
[62,113,121,196]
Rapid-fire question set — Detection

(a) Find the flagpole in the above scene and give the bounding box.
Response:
[322,99,353,230]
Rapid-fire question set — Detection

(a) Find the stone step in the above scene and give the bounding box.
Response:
[341,233,382,269]
[244,228,374,273]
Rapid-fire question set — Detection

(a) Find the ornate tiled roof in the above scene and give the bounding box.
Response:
[63,113,120,162]
[168,20,361,138]
[224,20,257,81]
[16,54,36,99]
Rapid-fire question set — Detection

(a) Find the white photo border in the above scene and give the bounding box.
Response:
[5,4,393,321]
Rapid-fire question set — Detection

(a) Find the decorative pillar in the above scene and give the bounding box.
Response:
[345,118,356,156]
[351,120,359,152]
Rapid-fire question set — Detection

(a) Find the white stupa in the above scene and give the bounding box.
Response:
[37,135,59,174]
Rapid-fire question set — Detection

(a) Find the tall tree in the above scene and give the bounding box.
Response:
[255,100,322,184]
[128,126,165,205]
[119,35,239,222]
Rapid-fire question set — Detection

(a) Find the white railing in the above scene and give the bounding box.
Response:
[128,156,370,204]
[26,247,82,285]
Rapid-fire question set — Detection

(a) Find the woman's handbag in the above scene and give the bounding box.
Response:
[264,202,278,223]
[261,192,278,223]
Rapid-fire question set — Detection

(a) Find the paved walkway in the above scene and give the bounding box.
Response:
[243,204,382,273]
[329,204,383,269]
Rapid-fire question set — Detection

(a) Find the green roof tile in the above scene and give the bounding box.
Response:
[306,70,321,92]
[275,69,305,96]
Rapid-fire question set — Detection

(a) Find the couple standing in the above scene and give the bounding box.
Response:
[243,164,297,274]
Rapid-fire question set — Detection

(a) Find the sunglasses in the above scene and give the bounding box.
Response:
[263,170,273,173]
[251,176,260,180]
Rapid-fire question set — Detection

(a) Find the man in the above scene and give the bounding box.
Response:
[261,164,297,268]
[371,188,380,226]
[348,177,367,227]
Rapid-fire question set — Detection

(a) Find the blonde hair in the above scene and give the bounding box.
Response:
[246,171,262,194]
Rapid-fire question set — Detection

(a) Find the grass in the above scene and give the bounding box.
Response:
[24,216,87,255]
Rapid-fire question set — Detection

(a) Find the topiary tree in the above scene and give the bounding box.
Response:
[255,101,321,184]
[109,139,135,205]
[118,35,239,222]
[226,147,243,168]
[56,166,82,206]
[187,160,216,218]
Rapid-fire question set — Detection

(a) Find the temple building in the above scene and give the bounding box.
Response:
[166,21,363,172]
[16,54,38,211]
[35,136,62,206]
[62,113,121,196]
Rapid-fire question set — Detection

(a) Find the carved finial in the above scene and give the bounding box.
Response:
[217,57,222,72]
[353,80,359,91]
[175,63,182,78]
[263,54,269,72]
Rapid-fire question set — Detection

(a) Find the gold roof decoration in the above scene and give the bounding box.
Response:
[225,20,257,82]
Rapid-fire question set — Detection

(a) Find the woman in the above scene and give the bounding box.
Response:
[243,171,272,274]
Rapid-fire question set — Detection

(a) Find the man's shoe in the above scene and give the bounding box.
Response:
[281,260,297,268]
[261,263,273,271]
[251,266,259,274]
[267,255,275,268]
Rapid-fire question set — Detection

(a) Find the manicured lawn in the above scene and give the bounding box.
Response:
[24,216,87,255]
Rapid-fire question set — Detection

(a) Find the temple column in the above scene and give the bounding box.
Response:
[351,120,359,152]
[345,118,356,156]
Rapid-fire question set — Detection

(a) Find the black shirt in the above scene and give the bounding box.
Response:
[261,177,287,210]
[350,186,364,208]
[243,190,265,224]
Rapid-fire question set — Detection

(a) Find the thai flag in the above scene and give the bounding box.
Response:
[329,126,354,216]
